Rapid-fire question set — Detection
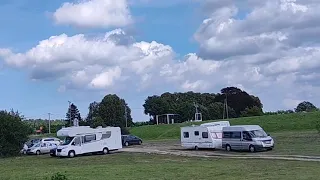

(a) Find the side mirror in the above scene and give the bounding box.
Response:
[71,142,75,146]
[267,134,270,136]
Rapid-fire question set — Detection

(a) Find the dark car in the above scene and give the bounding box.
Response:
[122,135,142,146]
[50,147,57,157]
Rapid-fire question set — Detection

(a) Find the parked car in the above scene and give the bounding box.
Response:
[50,147,57,157]
[26,142,58,155]
[122,135,142,146]
[21,137,61,154]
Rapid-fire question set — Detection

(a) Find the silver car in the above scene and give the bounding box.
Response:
[222,125,274,152]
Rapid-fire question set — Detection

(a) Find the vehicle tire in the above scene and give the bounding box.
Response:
[194,146,198,150]
[138,140,142,145]
[68,151,75,158]
[125,142,129,147]
[249,145,256,153]
[103,148,109,155]
[226,144,231,152]
[36,150,41,155]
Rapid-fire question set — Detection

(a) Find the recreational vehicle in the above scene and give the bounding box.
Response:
[55,126,122,158]
[222,125,274,152]
[180,121,230,150]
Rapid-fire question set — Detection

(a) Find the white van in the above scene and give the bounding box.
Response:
[55,126,122,158]
[222,125,274,152]
[181,121,230,150]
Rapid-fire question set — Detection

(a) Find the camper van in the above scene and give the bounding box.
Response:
[55,126,122,158]
[222,125,274,152]
[181,121,230,150]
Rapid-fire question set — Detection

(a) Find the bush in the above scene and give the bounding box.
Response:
[316,119,320,134]
[50,172,68,180]
[0,110,32,157]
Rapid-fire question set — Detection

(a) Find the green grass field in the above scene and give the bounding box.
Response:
[130,112,320,140]
[1,153,320,180]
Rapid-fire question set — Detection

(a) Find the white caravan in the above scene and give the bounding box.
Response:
[181,121,230,150]
[55,126,122,158]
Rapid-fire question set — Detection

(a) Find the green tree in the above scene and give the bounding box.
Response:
[92,94,133,133]
[0,110,32,157]
[65,103,82,127]
[240,106,264,117]
[295,101,318,112]
[86,101,99,124]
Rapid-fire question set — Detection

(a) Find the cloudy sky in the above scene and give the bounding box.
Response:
[1,0,319,121]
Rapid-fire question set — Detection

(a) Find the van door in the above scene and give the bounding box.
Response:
[230,131,242,150]
[241,131,252,150]
[71,136,82,155]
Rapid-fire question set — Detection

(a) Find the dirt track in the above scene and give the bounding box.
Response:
[119,140,320,162]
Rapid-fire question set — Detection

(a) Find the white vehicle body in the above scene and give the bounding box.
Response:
[222,125,274,152]
[22,137,61,154]
[26,142,58,155]
[181,121,230,149]
[55,126,122,157]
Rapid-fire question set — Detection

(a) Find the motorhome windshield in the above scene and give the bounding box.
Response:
[62,137,74,145]
[249,129,268,138]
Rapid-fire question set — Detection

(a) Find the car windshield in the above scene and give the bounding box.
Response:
[249,129,268,138]
[62,137,74,145]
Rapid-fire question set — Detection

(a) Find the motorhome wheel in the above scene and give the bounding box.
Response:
[103,148,109,154]
[68,151,75,158]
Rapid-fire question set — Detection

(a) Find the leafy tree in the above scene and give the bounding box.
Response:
[86,101,100,124]
[295,101,318,112]
[240,106,264,117]
[215,87,263,117]
[91,94,133,133]
[65,103,82,127]
[0,110,32,157]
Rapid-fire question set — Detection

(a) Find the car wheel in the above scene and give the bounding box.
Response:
[249,145,256,153]
[226,144,231,152]
[138,140,142,145]
[103,148,109,154]
[68,151,75,158]
[125,142,129,146]
[36,150,41,155]
[194,146,198,150]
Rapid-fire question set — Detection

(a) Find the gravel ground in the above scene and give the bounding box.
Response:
[120,140,320,162]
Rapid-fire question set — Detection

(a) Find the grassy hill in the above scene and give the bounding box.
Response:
[129,111,320,140]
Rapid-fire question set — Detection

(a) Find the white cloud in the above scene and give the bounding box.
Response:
[2,0,320,113]
[53,0,132,28]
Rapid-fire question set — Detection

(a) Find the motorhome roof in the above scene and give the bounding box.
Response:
[222,125,262,131]
[57,126,119,137]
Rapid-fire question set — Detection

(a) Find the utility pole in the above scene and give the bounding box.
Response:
[226,94,229,119]
[124,104,128,127]
[223,93,229,119]
[68,101,71,126]
[48,113,52,134]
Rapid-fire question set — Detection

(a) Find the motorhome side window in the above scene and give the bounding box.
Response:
[102,131,111,139]
[202,132,208,138]
[84,134,96,143]
[194,131,199,136]
[183,132,189,138]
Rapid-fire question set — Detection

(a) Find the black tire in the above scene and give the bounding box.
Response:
[68,150,75,158]
[103,148,109,154]
[194,146,198,150]
[226,144,231,152]
[36,150,41,155]
[125,142,129,147]
[249,145,256,153]
[138,140,142,145]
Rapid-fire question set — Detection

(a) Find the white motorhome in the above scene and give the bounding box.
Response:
[55,126,122,158]
[181,121,230,150]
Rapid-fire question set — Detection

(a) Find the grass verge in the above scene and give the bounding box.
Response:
[1,153,320,180]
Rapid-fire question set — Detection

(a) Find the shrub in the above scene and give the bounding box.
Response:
[316,119,320,134]
[50,172,68,180]
[0,110,32,157]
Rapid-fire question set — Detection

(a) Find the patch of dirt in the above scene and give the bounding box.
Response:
[121,141,320,162]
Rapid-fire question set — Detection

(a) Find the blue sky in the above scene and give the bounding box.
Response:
[1,0,320,121]
[0,0,202,121]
